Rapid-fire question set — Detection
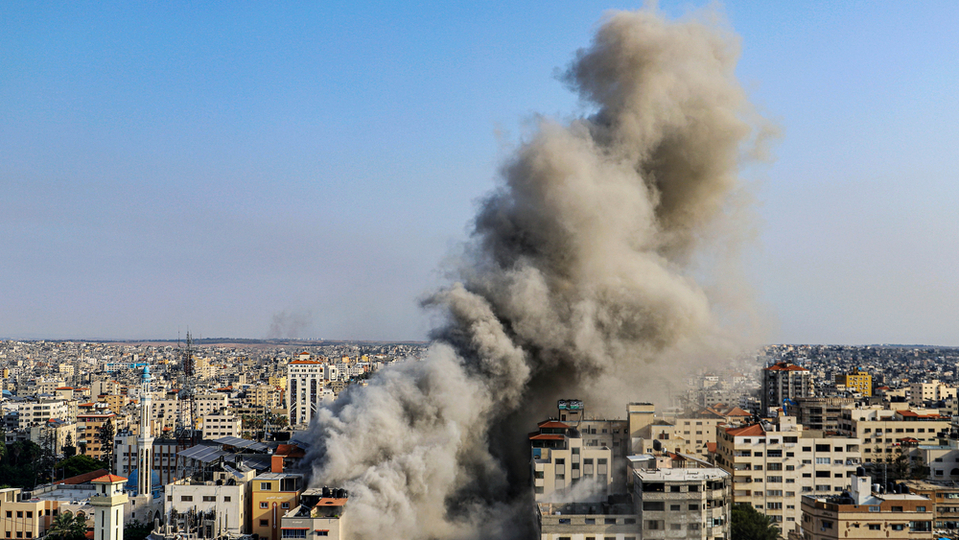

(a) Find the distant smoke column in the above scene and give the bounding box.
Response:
[305,8,765,540]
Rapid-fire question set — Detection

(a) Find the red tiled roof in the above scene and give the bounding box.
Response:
[723,407,752,417]
[764,362,808,372]
[91,474,127,483]
[706,443,717,453]
[726,424,765,437]
[314,498,347,507]
[529,434,565,441]
[290,360,323,365]
[537,420,571,429]
[57,469,110,485]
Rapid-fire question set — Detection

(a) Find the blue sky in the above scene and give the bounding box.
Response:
[2,1,957,344]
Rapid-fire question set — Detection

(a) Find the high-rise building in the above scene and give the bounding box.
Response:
[713,416,862,536]
[762,362,813,416]
[287,360,326,428]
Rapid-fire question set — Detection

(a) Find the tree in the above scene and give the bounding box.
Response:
[0,441,43,489]
[46,510,89,540]
[62,433,77,458]
[731,503,780,540]
[96,421,116,472]
[56,455,109,479]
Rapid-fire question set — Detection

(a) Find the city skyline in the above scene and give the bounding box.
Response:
[3,1,958,345]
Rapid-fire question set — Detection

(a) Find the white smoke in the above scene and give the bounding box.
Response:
[303,7,770,539]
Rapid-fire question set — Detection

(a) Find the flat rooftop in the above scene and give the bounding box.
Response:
[634,468,728,482]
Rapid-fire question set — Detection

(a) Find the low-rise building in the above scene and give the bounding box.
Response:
[799,475,933,540]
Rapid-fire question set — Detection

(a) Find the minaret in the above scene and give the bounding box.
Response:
[137,365,154,497]
[91,474,128,540]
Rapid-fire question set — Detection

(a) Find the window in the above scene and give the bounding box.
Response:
[890,524,904,531]
[202,496,215,502]
[26,512,32,518]
[167,496,173,502]
[646,521,662,530]
[816,457,830,464]
[281,530,307,538]
[670,505,681,511]
[689,504,699,511]
[643,502,665,511]
[224,496,231,502]
[260,482,272,491]
[281,503,290,509]
[868,524,881,530]
[917,506,927,512]
[605,518,617,525]
[260,502,268,509]
[815,444,830,452]
[260,520,269,526]
[16,512,23,518]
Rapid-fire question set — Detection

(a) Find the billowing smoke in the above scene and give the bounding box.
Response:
[267,310,313,339]
[304,8,768,539]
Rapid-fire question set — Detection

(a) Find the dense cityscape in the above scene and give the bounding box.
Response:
[4,340,959,540]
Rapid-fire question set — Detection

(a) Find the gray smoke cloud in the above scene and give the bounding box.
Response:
[267,310,313,339]
[304,8,769,539]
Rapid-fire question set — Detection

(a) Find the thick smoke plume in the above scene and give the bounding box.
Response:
[304,8,767,539]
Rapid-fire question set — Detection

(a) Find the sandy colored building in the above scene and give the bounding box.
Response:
[798,475,933,540]
[714,416,861,535]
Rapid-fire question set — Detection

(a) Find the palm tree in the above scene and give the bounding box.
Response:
[46,510,88,540]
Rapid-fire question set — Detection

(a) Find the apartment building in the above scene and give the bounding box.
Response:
[713,417,862,535]
[287,360,326,428]
[786,397,853,433]
[901,479,959,532]
[252,473,303,540]
[835,370,872,397]
[16,399,69,429]
[281,488,348,540]
[536,501,639,540]
[838,408,950,464]
[77,412,116,461]
[910,380,956,406]
[201,411,241,440]
[634,468,731,540]
[799,475,933,540]
[762,363,813,417]
[0,488,62,540]
[165,468,255,535]
[529,420,614,502]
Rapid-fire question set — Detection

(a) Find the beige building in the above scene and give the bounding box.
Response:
[634,468,731,540]
[787,397,854,433]
[910,380,956,406]
[838,408,950,464]
[165,468,254,535]
[530,420,615,502]
[200,410,241,440]
[714,417,862,535]
[0,488,62,540]
[16,399,69,429]
[536,501,639,540]
[798,475,933,540]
